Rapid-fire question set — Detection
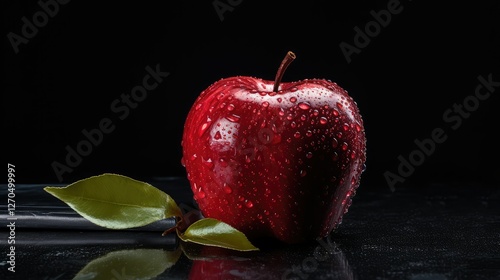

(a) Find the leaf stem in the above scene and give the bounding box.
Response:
[163,209,203,236]
[162,224,180,236]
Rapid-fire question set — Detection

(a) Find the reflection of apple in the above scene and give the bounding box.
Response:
[181,51,366,244]
[186,240,354,280]
[186,245,270,280]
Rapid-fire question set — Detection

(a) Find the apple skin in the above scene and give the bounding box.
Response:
[181,72,366,244]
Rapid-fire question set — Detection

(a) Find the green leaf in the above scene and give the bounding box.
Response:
[73,248,181,280]
[178,218,259,252]
[44,173,182,229]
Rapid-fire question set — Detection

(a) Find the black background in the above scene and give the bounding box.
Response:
[3,0,500,190]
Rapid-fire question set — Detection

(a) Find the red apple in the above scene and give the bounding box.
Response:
[181,51,366,244]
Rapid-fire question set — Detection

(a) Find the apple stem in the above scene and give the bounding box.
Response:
[273,51,296,92]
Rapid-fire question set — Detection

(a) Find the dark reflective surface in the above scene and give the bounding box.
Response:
[1,178,499,279]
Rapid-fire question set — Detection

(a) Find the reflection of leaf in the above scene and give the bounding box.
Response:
[73,248,181,280]
[178,218,259,252]
[44,173,182,229]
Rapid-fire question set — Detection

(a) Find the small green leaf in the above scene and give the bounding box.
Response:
[178,218,259,251]
[73,248,181,280]
[44,173,182,229]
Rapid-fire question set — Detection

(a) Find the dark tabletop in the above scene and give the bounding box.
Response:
[1,178,499,280]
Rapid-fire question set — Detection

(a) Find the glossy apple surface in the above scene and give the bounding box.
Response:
[181,52,366,244]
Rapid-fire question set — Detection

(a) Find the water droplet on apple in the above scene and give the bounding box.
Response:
[332,152,339,161]
[291,121,297,128]
[300,169,307,177]
[291,87,298,92]
[197,191,206,199]
[264,210,270,216]
[332,138,339,148]
[245,200,254,208]
[351,177,357,185]
[342,123,350,131]
[298,102,311,110]
[226,114,240,122]
[355,123,362,132]
[277,97,282,103]
[190,154,197,160]
[227,104,235,111]
[332,109,339,117]
[223,184,233,194]
[320,117,328,125]
[300,114,307,121]
[306,130,313,137]
[294,131,301,138]
[250,89,258,94]
[262,101,269,108]
[342,142,349,151]
[306,152,313,159]
[202,158,213,168]
[180,157,185,167]
[214,131,222,140]
[195,103,203,110]
[350,151,356,159]
[198,118,212,136]
[336,102,343,109]
[290,97,297,103]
